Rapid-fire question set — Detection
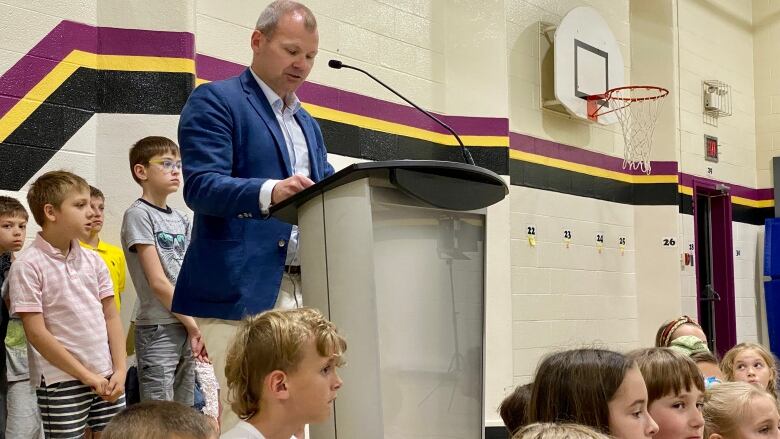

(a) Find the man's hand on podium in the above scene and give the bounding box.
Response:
[272,174,315,205]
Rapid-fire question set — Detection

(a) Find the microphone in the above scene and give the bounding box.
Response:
[328,59,475,166]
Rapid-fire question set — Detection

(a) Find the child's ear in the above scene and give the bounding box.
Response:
[133,163,148,181]
[43,203,56,222]
[266,370,290,400]
[709,434,723,439]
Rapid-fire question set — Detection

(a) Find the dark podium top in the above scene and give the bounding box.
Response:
[269,160,509,225]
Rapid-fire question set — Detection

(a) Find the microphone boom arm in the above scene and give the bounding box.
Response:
[329,60,475,166]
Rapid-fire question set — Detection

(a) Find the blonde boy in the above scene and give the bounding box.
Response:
[8,171,126,436]
[81,185,126,310]
[121,136,204,404]
[222,308,346,439]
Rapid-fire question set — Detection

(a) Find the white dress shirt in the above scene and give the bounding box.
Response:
[251,68,309,266]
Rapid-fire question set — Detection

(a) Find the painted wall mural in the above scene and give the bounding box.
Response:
[0,20,771,223]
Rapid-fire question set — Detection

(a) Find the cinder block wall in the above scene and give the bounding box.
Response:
[1,0,776,432]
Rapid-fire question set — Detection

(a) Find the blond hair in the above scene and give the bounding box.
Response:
[721,342,777,392]
[26,170,89,226]
[225,307,346,419]
[703,381,777,438]
[628,348,705,405]
[513,423,612,439]
[102,400,216,439]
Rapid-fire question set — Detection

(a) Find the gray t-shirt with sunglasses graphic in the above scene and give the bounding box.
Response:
[121,199,191,326]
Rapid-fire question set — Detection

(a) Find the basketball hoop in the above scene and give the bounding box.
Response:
[587,85,669,174]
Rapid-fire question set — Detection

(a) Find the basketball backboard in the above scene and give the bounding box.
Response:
[554,7,625,125]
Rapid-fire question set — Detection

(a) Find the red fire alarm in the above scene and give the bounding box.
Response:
[705,135,718,162]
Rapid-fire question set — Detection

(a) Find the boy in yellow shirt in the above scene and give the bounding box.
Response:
[80,185,126,310]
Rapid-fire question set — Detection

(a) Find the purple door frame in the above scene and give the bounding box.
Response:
[692,179,737,358]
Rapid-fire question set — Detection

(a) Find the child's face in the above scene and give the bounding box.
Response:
[732,395,780,439]
[608,366,659,439]
[732,349,772,390]
[0,215,27,252]
[285,338,343,424]
[89,196,104,233]
[47,188,93,241]
[648,388,704,439]
[140,153,182,194]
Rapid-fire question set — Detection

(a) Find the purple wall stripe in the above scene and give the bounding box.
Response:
[510,132,679,176]
[679,173,774,202]
[296,82,509,137]
[195,54,508,137]
[0,20,194,119]
[195,54,245,82]
[758,188,774,200]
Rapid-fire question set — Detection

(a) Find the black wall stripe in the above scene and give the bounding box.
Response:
[317,119,509,175]
[486,426,509,439]
[509,159,679,206]
[0,67,193,191]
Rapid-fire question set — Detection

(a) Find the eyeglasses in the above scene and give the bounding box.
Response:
[149,159,183,172]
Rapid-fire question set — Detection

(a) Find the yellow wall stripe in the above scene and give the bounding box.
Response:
[302,103,509,147]
[732,196,774,208]
[510,149,679,184]
[0,50,195,143]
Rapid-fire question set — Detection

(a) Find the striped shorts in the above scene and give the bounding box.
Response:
[36,379,126,438]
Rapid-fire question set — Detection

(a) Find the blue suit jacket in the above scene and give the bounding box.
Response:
[172,69,335,320]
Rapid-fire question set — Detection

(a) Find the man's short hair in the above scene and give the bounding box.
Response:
[27,171,90,226]
[101,400,216,439]
[89,185,105,200]
[255,0,317,38]
[0,196,28,221]
[225,307,347,419]
[128,136,180,184]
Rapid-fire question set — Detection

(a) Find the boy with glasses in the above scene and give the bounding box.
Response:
[121,136,206,406]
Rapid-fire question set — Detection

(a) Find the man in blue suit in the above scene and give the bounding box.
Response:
[171,0,334,427]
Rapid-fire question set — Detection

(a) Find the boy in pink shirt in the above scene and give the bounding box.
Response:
[8,170,126,436]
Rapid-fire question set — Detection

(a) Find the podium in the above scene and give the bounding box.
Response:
[270,160,508,439]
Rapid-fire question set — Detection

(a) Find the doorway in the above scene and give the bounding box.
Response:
[693,180,737,358]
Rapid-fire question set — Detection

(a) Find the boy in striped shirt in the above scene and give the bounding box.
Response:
[8,171,126,437]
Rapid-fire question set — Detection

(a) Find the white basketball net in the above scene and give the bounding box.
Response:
[606,87,668,175]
